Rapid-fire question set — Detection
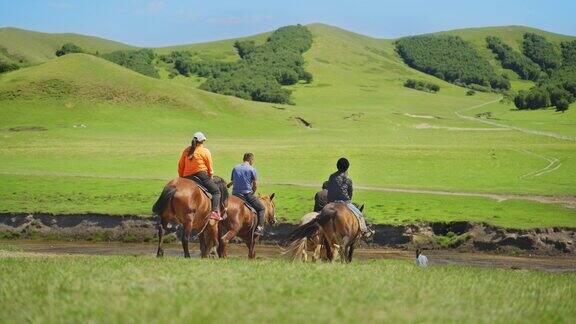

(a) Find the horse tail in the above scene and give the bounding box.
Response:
[282,237,308,261]
[152,184,177,216]
[287,206,337,243]
[287,218,320,243]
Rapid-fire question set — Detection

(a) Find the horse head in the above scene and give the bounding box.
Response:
[259,193,276,225]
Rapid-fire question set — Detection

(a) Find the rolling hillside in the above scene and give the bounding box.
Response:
[0,23,575,227]
[0,27,135,64]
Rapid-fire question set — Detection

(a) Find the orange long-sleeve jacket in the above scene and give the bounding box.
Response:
[178,144,213,177]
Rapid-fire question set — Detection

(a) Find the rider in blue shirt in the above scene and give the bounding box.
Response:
[229,153,266,235]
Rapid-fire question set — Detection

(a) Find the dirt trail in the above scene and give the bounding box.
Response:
[455,97,576,142]
[3,170,573,207]
[2,240,574,272]
[269,181,576,208]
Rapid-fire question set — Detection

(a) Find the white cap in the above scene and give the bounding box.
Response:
[193,131,206,142]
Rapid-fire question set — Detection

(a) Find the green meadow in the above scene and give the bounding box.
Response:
[0,249,574,323]
[0,24,575,228]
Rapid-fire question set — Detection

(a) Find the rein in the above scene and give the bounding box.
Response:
[191,215,211,241]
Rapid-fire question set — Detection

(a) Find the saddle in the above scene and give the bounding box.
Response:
[233,193,258,215]
[186,176,212,199]
[184,176,228,220]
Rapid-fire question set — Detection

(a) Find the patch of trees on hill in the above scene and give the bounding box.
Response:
[486,36,542,81]
[522,33,562,73]
[54,43,159,79]
[0,46,27,73]
[0,60,19,73]
[161,24,313,104]
[101,49,159,78]
[514,38,576,112]
[55,43,85,57]
[404,79,440,93]
[395,35,510,91]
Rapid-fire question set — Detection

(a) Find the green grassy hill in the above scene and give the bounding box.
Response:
[436,25,576,88]
[0,24,575,228]
[0,27,135,64]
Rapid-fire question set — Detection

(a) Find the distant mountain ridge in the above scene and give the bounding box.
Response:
[1,23,573,66]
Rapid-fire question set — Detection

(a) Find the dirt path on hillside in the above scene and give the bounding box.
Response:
[512,149,562,179]
[269,181,576,208]
[455,97,576,142]
[1,170,574,208]
[2,240,574,272]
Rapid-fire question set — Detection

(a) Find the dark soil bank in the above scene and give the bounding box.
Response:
[1,213,574,255]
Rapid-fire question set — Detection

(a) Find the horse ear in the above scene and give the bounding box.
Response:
[359,204,364,212]
[270,193,275,200]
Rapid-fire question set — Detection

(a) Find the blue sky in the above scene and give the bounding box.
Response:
[1,0,574,46]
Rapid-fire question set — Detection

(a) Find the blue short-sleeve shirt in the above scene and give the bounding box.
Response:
[231,163,257,195]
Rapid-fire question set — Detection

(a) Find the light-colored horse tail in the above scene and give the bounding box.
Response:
[282,212,319,262]
[282,237,309,261]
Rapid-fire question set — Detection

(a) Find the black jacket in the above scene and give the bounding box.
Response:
[327,171,353,203]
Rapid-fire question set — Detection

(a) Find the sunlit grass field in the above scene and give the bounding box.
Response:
[0,24,575,228]
[0,249,574,323]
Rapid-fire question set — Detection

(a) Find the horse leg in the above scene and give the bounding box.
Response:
[323,237,334,262]
[199,232,206,257]
[208,221,219,258]
[339,236,350,263]
[156,223,165,258]
[182,221,192,258]
[347,244,355,263]
[246,238,256,259]
[217,234,226,258]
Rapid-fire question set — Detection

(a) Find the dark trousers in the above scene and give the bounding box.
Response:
[235,192,265,226]
[187,172,220,211]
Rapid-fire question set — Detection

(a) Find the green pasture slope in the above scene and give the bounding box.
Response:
[0,24,575,228]
[0,248,575,322]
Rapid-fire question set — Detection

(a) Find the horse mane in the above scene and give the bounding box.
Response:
[213,175,229,204]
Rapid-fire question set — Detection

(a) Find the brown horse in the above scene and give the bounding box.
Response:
[152,176,228,258]
[287,202,364,263]
[283,211,340,262]
[205,193,276,259]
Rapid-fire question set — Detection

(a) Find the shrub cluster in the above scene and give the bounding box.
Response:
[395,35,509,90]
[514,38,576,112]
[0,60,19,73]
[101,49,159,78]
[163,24,313,104]
[55,43,84,57]
[404,79,440,93]
[486,36,542,81]
[522,33,563,73]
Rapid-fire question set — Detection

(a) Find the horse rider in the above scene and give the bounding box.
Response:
[228,152,266,235]
[326,157,374,238]
[314,181,329,212]
[178,131,222,221]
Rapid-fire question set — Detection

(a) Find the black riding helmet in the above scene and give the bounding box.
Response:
[337,157,349,172]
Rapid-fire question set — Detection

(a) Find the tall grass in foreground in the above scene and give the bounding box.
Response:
[0,253,574,323]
